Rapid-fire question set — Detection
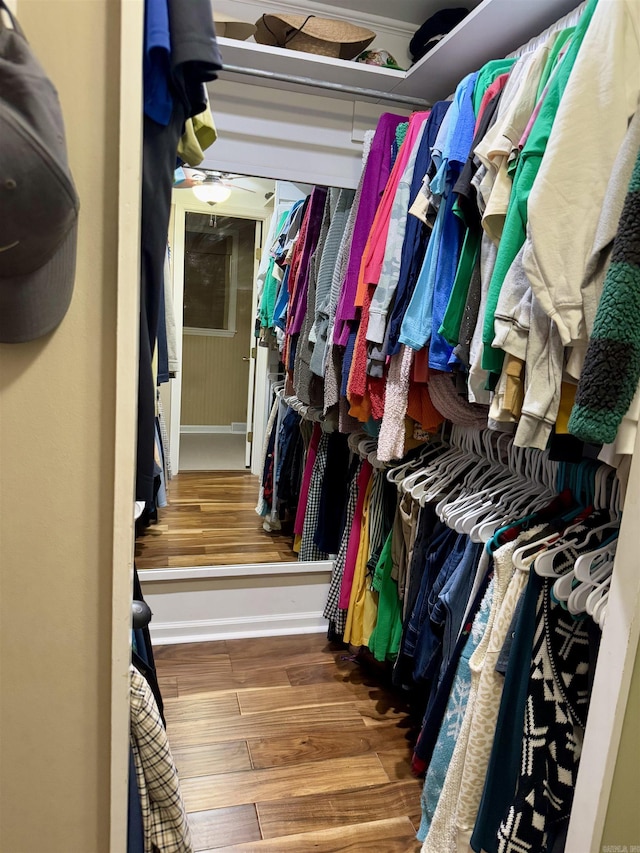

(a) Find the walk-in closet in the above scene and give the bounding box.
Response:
[1,1,640,852]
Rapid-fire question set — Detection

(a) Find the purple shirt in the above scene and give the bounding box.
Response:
[334,113,406,345]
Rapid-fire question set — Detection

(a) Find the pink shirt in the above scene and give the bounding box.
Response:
[358,111,432,302]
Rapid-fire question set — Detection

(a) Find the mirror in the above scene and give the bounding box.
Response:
[135,172,345,571]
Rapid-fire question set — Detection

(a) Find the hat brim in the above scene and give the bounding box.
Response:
[0,222,77,343]
[255,14,375,60]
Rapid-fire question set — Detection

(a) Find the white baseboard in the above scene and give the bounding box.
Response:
[149,611,328,645]
[140,560,333,646]
[180,425,239,434]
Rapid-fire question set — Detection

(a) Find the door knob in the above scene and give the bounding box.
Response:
[242,356,250,361]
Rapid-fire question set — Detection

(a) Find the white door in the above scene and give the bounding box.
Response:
[169,195,269,475]
[244,220,263,468]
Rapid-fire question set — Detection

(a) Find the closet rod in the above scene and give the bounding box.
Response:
[220,64,430,108]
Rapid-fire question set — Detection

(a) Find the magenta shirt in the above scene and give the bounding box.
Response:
[334,113,407,345]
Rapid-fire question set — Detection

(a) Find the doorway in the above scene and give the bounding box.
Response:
[168,184,274,476]
[179,211,258,471]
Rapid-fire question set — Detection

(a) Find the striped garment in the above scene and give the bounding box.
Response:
[299,430,330,562]
[569,144,640,443]
[324,457,363,635]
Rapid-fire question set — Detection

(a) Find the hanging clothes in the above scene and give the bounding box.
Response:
[130,665,192,853]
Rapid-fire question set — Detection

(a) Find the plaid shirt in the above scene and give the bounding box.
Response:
[130,666,193,853]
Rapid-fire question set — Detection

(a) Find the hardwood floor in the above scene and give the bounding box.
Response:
[135,472,298,569]
[155,634,423,852]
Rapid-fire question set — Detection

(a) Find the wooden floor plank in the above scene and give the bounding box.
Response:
[188,805,261,852]
[157,633,422,849]
[211,816,421,852]
[172,742,251,780]
[164,693,240,725]
[229,641,351,677]
[180,754,389,812]
[226,634,338,663]
[166,704,368,749]
[376,748,416,781]
[285,659,359,686]
[135,471,297,569]
[175,667,292,697]
[256,780,423,839]
[357,699,413,727]
[157,676,178,699]
[156,655,234,681]
[155,640,229,662]
[247,727,412,770]
[237,682,355,716]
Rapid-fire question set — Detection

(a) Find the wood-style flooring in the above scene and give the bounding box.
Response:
[135,472,298,569]
[155,633,423,852]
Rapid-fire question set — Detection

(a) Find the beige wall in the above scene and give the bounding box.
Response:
[0,2,136,851]
[601,642,640,848]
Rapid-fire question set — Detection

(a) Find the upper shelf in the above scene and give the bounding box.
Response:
[216,0,583,106]
[395,0,583,102]
[216,36,405,98]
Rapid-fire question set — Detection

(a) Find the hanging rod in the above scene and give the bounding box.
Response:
[220,63,430,108]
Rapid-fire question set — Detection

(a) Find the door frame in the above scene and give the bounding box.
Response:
[169,194,270,475]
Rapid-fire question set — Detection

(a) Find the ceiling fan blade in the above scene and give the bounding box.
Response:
[222,183,256,193]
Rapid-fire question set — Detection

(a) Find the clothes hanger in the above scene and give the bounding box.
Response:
[348,432,367,454]
[533,516,619,578]
[387,439,446,485]
[395,432,457,491]
[552,547,613,609]
[419,438,478,505]
[558,536,617,613]
[443,432,501,527]
[566,554,615,616]
[402,441,461,496]
[471,454,550,544]
[592,587,610,627]
[510,460,599,570]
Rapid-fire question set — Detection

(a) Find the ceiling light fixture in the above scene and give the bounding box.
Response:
[193,182,232,205]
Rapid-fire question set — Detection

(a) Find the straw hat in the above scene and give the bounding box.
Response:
[214,13,257,41]
[255,13,375,60]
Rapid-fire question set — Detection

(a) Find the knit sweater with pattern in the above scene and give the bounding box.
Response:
[569,143,640,443]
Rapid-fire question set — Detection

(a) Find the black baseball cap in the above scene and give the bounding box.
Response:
[0,1,79,343]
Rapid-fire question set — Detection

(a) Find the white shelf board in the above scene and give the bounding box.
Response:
[216,35,406,100]
[217,0,582,107]
[395,0,583,103]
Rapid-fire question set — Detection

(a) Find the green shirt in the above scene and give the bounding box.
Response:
[368,532,403,662]
[472,58,517,115]
[440,228,481,345]
[259,210,289,329]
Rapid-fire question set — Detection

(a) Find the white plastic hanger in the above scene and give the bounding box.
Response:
[533,516,618,578]
[592,588,610,627]
[566,555,614,615]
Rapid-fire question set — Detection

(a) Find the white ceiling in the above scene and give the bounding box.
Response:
[313,0,482,28]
